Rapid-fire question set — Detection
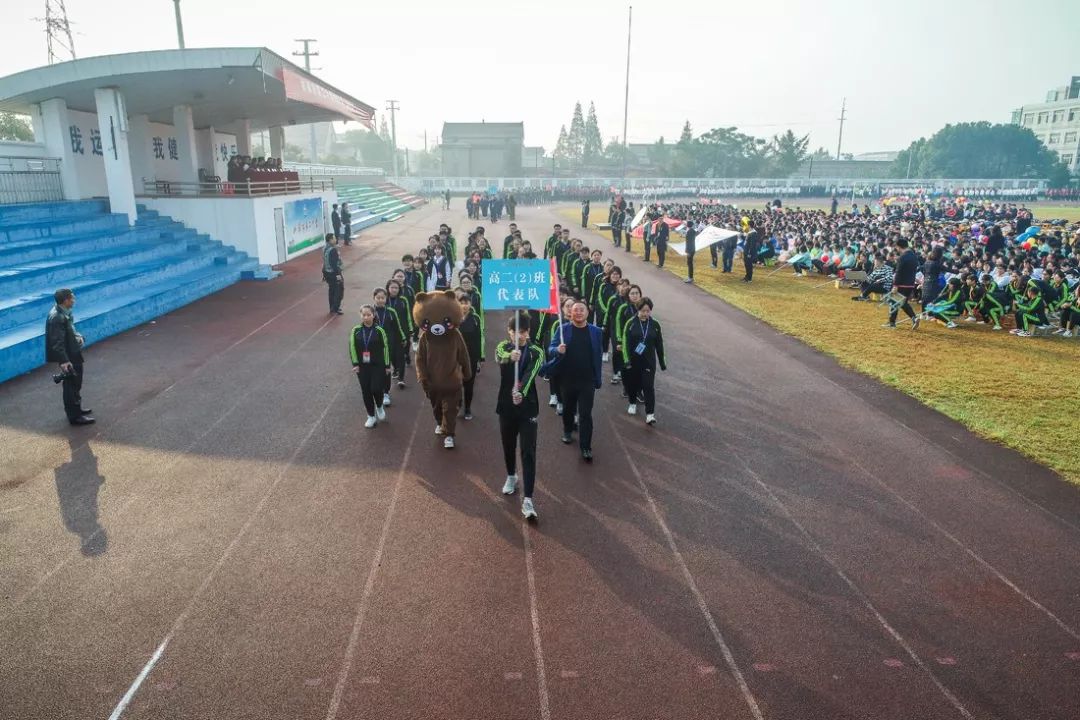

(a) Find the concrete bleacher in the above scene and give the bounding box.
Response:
[336,182,425,227]
[0,200,272,384]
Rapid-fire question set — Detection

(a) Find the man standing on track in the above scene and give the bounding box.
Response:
[340,202,352,245]
[742,221,760,283]
[323,233,344,315]
[544,300,603,463]
[46,288,93,426]
[611,205,625,249]
[331,203,342,241]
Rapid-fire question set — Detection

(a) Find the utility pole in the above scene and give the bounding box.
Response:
[39,0,77,64]
[293,39,320,163]
[173,0,185,49]
[835,97,846,161]
[621,4,633,180]
[386,100,400,178]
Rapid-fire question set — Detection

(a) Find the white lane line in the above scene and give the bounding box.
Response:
[610,420,764,720]
[842,454,1080,643]
[324,412,421,720]
[105,384,346,720]
[729,456,975,720]
[2,316,336,622]
[522,523,552,720]
[106,637,170,720]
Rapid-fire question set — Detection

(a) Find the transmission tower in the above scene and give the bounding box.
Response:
[42,0,77,64]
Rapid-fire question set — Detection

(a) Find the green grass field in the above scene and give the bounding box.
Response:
[558,206,1080,484]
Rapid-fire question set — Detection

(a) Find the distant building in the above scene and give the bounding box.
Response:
[1012,76,1080,172]
[441,122,524,176]
[853,151,899,162]
[790,159,893,180]
[522,145,546,170]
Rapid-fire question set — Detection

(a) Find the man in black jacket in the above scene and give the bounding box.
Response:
[340,202,352,245]
[684,219,698,283]
[331,204,342,241]
[654,216,670,269]
[322,233,344,315]
[885,237,920,329]
[742,223,761,282]
[46,289,94,425]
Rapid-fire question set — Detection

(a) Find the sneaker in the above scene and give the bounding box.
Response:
[1063,331,1074,338]
[581,449,593,463]
[556,403,564,415]
[851,296,866,302]
[522,497,537,520]
[502,475,518,495]
[881,322,896,329]
[910,317,920,330]
[684,277,693,283]
[375,406,387,421]
[383,393,392,406]
[561,433,573,445]
[397,380,405,389]
[411,341,419,353]
[993,324,1002,331]
[364,416,377,428]
[611,373,622,384]
[464,410,473,421]
[548,395,558,407]
[964,316,978,323]
[435,424,444,435]
[602,352,610,363]
[1016,331,1032,337]
[627,403,637,415]
[945,321,958,329]
[1009,328,1021,335]
[1037,325,1051,331]
[444,436,455,449]
[645,413,657,425]
[1053,328,1066,335]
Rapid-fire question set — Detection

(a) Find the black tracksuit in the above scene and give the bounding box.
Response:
[323,244,344,312]
[496,340,544,498]
[459,310,484,413]
[350,323,391,416]
[742,229,760,281]
[621,316,667,414]
[684,224,698,279]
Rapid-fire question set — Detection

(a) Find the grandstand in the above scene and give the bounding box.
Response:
[336,182,426,227]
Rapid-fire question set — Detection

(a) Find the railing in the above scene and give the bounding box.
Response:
[285,162,383,176]
[139,177,335,198]
[0,156,64,205]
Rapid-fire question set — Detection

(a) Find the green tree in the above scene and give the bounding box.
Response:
[554,125,570,168]
[0,112,33,142]
[678,121,693,145]
[568,102,585,161]
[808,146,832,160]
[603,140,633,167]
[583,102,604,163]
[694,126,769,177]
[891,122,1063,179]
[671,121,697,176]
[768,129,810,176]
[282,143,308,162]
[648,136,672,174]
[341,128,392,168]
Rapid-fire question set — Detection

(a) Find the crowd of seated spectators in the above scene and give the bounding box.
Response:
[225,155,288,183]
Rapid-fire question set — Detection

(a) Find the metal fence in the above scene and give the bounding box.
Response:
[0,156,64,205]
[139,177,335,198]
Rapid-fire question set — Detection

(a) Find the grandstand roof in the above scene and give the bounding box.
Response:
[442,122,524,141]
[0,48,375,131]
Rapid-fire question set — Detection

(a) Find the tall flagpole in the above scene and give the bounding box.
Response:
[621,5,632,180]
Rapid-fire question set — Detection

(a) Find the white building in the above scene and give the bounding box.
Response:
[1012,76,1080,172]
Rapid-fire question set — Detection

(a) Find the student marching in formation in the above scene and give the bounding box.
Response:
[621,297,666,425]
[456,288,485,421]
[385,279,413,387]
[612,284,643,396]
[540,297,574,415]
[496,313,545,520]
[372,288,407,406]
[350,305,392,428]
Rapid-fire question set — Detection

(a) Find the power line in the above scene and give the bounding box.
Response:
[836,97,847,160]
[292,39,320,162]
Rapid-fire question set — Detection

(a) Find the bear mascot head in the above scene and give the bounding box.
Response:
[412,290,463,337]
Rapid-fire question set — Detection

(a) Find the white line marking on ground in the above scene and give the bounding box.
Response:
[730,456,975,720]
[610,420,765,720]
[842,455,1080,643]
[105,637,170,720]
[2,316,336,623]
[523,524,553,720]
[324,413,421,720]
[105,385,345,720]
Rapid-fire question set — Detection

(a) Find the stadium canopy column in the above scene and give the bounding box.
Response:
[36,97,84,200]
[172,104,200,186]
[269,126,284,159]
[235,119,252,157]
[93,87,137,224]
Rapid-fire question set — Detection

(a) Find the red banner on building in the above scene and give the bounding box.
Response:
[277,67,374,129]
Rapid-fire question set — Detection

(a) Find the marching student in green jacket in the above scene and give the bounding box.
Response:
[543,224,562,259]
[597,266,622,363]
[502,223,520,259]
[621,297,666,425]
[350,304,392,428]
[605,279,632,384]
[372,287,406,406]
[385,279,413,387]
[613,284,643,394]
[582,249,606,320]
[495,312,545,520]
[544,297,575,414]
[455,288,485,421]
[567,245,589,298]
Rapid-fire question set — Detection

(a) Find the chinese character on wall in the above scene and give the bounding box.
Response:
[220,143,228,162]
[167,137,179,160]
[69,126,84,155]
[89,128,102,156]
[152,137,165,160]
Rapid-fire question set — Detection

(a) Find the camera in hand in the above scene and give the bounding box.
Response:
[52,368,74,384]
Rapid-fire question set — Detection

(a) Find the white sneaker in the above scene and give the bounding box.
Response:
[1052,328,1066,335]
[548,395,558,407]
[376,406,387,421]
[556,403,563,415]
[435,424,444,435]
[522,497,537,520]
[411,340,419,353]
[364,415,377,428]
[993,325,1003,331]
[502,475,518,495]
[383,393,392,406]
[1063,331,1074,338]
[964,316,977,323]
[645,413,657,425]
[627,403,637,415]
[611,373,621,384]
[602,352,610,363]
[946,321,958,329]
[1017,331,1032,337]
[444,436,455,449]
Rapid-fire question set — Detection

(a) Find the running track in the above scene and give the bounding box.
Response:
[1,203,1078,720]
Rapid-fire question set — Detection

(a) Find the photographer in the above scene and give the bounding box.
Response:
[46,289,93,425]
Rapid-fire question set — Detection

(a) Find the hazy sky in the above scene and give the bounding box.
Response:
[3,0,1079,155]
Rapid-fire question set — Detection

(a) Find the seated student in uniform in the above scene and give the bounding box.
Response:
[924,276,964,328]
[1013,284,1050,338]
[977,274,1006,331]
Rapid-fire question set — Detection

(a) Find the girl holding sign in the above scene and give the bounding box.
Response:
[495,312,545,520]
[350,305,392,428]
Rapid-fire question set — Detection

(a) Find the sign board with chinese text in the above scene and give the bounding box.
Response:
[284,196,325,258]
[481,259,556,311]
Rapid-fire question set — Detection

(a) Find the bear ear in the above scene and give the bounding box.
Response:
[415,291,430,303]
[440,290,457,301]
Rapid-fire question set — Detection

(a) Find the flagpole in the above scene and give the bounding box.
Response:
[513,310,520,389]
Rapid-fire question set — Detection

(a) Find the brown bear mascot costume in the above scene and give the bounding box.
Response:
[413,290,474,449]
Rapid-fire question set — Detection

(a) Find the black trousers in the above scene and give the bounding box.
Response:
[644,238,652,262]
[325,272,344,311]
[624,233,632,253]
[722,246,735,272]
[860,280,890,298]
[686,251,695,280]
[612,228,622,247]
[462,360,480,411]
[561,378,595,451]
[889,286,917,324]
[623,362,656,414]
[500,413,537,497]
[343,224,351,244]
[743,253,754,281]
[62,362,84,420]
[582,213,589,228]
[356,366,386,416]
[656,242,667,268]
